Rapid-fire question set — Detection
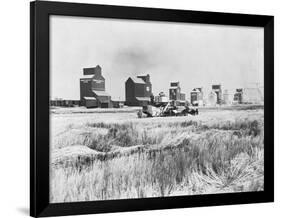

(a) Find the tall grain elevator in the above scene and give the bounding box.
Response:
[125,74,152,106]
[169,82,186,105]
[80,65,111,108]
[212,84,222,105]
[190,87,204,106]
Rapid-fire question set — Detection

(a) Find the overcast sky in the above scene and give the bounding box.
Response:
[50,15,264,101]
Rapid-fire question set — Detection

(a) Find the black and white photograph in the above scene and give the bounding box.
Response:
[49,15,264,203]
[0,0,279,217]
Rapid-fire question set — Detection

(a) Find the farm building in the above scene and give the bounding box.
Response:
[125,74,152,106]
[80,65,112,108]
[83,97,97,108]
[111,98,125,108]
[190,87,203,106]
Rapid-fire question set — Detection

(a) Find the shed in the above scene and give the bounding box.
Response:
[84,97,97,108]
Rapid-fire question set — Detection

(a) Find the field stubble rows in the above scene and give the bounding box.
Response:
[50,108,264,203]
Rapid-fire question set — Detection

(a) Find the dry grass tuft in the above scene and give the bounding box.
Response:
[50,109,264,203]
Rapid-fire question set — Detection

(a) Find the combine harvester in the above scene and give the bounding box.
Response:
[137,101,199,118]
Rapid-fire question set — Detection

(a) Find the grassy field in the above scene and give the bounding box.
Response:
[50,106,264,203]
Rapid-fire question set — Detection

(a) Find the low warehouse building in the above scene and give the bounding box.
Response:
[83,97,97,108]
[50,99,80,107]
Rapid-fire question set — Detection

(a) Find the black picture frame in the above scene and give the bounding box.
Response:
[30,1,274,217]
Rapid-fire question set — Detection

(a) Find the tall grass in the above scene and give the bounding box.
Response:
[50,110,264,203]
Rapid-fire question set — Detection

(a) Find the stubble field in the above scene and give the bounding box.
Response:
[50,106,264,203]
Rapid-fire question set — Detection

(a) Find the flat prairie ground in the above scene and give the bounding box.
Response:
[50,106,264,203]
